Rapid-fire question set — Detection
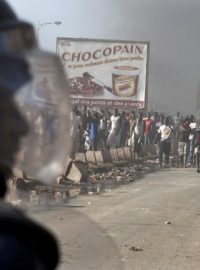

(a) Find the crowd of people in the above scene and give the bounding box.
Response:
[70,107,200,171]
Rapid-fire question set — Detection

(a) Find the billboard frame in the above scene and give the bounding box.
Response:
[56,37,150,111]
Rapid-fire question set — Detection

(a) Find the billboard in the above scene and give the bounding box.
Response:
[56,38,150,109]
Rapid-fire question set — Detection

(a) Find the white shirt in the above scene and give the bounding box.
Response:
[99,118,107,130]
[189,122,197,140]
[158,125,172,141]
[110,115,121,132]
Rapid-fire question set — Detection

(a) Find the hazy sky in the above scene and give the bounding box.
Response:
[7,0,200,114]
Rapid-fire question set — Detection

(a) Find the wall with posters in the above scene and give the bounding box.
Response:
[56,38,150,109]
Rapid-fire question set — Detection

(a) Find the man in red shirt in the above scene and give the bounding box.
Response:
[143,112,153,146]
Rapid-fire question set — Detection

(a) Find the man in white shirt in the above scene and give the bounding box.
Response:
[106,109,122,148]
[157,117,172,167]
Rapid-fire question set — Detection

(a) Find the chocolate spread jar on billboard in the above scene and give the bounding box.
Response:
[112,66,139,97]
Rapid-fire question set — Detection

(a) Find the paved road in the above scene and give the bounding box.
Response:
[32,168,200,270]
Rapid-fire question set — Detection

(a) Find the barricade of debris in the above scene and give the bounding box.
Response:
[7,148,160,205]
[86,158,160,194]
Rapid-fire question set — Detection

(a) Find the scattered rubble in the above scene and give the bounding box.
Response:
[64,160,89,183]
[165,221,172,225]
[87,158,160,193]
[68,189,81,198]
[129,246,143,252]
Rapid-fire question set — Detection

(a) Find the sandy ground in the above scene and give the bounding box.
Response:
[31,168,200,270]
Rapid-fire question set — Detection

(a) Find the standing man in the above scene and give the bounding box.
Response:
[157,117,172,167]
[151,111,159,141]
[88,111,99,150]
[98,111,107,149]
[178,118,191,167]
[188,115,196,166]
[70,107,82,156]
[173,111,181,140]
[133,112,144,159]
[143,112,153,146]
[120,111,129,147]
[194,123,200,173]
[107,109,122,148]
